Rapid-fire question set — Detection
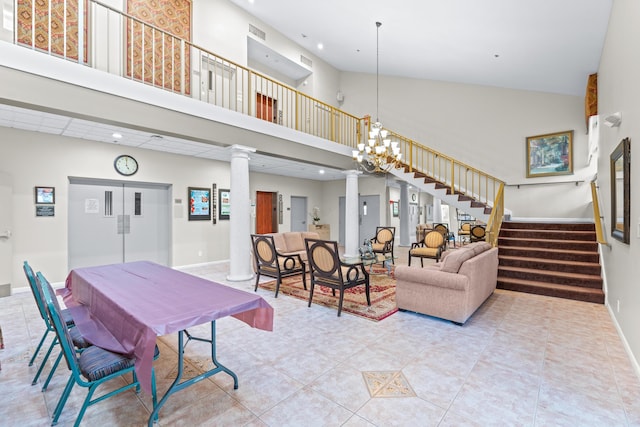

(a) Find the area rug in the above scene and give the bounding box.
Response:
[259,267,398,322]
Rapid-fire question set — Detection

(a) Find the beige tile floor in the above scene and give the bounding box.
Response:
[1,246,640,426]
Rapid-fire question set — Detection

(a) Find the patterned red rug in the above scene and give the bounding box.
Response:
[259,267,397,321]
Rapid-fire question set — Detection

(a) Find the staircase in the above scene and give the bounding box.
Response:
[390,167,500,224]
[496,221,604,303]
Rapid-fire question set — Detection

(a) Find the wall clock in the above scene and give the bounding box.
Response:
[114,154,139,176]
[411,193,417,201]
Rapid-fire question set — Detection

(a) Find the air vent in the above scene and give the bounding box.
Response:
[300,55,312,67]
[249,24,266,40]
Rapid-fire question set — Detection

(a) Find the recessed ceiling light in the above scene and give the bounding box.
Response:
[317,43,323,50]
[112,132,122,139]
[319,169,325,175]
[248,0,254,4]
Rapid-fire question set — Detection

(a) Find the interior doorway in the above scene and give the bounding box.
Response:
[256,93,277,123]
[290,196,307,232]
[68,178,171,270]
[255,191,277,234]
[0,171,12,296]
[338,194,380,245]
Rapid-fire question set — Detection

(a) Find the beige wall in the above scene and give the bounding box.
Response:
[339,72,597,219]
[597,0,640,374]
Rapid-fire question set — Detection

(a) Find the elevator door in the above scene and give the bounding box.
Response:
[68,178,171,270]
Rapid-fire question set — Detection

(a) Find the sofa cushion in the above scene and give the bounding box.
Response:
[439,247,476,273]
[282,232,306,252]
[470,242,491,256]
[269,233,287,252]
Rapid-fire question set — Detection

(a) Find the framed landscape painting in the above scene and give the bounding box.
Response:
[526,130,573,178]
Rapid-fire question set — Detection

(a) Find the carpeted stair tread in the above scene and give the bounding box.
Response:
[500,229,596,241]
[501,222,596,232]
[498,246,599,262]
[498,236,597,251]
[498,264,602,280]
[497,277,605,304]
[499,255,601,275]
[498,265,602,288]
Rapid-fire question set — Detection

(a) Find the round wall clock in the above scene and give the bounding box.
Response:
[114,154,139,176]
[411,193,417,201]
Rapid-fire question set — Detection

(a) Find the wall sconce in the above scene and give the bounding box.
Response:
[603,112,622,127]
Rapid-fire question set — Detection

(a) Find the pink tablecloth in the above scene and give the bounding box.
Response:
[63,261,273,392]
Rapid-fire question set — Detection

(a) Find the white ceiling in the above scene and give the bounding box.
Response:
[0,104,346,181]
[230,0,612,96]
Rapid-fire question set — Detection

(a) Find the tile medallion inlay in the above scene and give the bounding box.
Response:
[362,371,416,398]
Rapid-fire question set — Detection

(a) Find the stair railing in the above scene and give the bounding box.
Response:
[590,180,609,246]
[13,0,505,213]
[485,183,505,246]
[381,127,505,207]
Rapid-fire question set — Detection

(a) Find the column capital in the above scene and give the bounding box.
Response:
[342,169,362,178]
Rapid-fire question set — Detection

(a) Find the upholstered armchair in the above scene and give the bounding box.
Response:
[251,234,306,298]
[458,222,472,244]
[408,230,445,266]
[432,223,452,248]
[370,226,395,263]
[470,225,487,243]
[304,238,370,316]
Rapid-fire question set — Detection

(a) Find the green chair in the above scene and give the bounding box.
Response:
[37,272,158,426]
[23,261,89,390]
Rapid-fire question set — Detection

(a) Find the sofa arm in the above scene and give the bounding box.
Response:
[395,265,469,291]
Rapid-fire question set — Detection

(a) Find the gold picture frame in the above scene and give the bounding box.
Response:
[526,130,573,178]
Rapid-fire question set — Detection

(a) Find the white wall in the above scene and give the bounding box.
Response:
[339,72,597,219]
[0,128,338,288]
[248,171,324,233]
[597,0,640,374]
[192,0,341,106]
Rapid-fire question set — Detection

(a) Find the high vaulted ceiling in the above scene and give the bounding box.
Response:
[230,0,612,96]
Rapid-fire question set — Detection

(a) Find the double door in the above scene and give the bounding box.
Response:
[68,178,171,270]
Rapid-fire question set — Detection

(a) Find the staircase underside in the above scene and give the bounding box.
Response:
[390,167,496,223]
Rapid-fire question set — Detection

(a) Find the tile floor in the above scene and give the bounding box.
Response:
[1,247,640,426]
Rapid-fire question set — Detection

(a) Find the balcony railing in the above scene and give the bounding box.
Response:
[12,0,504,220]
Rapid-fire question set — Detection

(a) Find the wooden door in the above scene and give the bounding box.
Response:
[256,191,277,234]
[256,93,277,122]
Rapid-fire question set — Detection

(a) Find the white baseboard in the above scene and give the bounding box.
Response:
[606,303,640,381]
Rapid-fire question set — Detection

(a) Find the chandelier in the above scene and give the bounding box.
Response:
[352,21,401,173]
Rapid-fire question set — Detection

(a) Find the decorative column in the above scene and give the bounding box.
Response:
[433,198,442,223]
[227,145,256,282]
[399,181,410,246]
[343,170,361,258]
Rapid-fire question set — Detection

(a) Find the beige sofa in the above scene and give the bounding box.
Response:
[268,231,319,261]
[394,242,498,324]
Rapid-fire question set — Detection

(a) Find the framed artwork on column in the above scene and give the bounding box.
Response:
[219,188,230,220]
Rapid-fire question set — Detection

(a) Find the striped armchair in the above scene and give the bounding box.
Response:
[370,226,395,264]
[408,230,445,266]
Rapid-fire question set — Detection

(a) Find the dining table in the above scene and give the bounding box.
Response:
[61,260,274,426]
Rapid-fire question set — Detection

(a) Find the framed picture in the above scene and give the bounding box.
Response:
[188,187,211,221]
[219,188,230,220]
[392,201,399,217]
[35,186,55,204]
[526,130,573,178]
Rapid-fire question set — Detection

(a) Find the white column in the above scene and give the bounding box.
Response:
[399,181,410,246]
[227,145,255,282]
[433,198,442,223]
[343,170,361,258]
